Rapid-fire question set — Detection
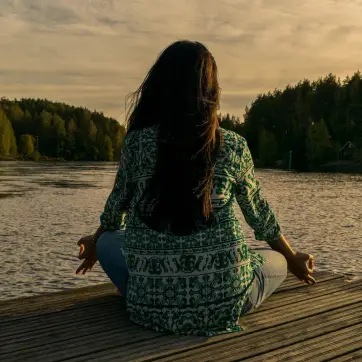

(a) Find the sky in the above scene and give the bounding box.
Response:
[1,0,362,122]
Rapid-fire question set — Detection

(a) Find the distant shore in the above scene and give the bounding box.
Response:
[0,156,65,162]
[319,161,362,173]
[1,157,362,174]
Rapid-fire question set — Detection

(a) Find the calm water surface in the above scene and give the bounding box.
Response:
[0,161,361,300]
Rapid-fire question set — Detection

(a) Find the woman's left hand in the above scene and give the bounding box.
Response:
[76,235,98,275]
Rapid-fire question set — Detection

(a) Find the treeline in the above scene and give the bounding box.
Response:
[2,70,362,169]
[220,71,362,171]
[0,96,238,162]
[0,98,126,161]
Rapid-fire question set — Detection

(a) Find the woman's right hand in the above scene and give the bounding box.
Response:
[286,252,316,285]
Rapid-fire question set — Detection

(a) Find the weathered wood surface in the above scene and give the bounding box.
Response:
[0,271,361,362]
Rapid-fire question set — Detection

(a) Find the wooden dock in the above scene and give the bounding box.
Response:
[0,271,361,361]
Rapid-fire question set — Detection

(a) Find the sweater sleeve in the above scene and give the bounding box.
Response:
[234,138,282,244]
[100,136,134,231]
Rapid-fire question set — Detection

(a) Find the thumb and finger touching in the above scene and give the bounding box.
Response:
[288,252,316,285]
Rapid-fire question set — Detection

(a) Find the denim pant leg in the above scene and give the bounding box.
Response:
[96,230,129,296]
[242,248,288,315]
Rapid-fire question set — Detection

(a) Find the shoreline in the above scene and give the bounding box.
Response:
[1,158,362,174]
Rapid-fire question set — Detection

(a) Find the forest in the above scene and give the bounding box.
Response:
[221,71,362,171]
[1,71,362,170]
[0,98,125,161]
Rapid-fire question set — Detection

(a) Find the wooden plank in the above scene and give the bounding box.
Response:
[138,285,361,361]
[0,283,114,309]
[0,272,338,318]
[280,271,341,286]
[2,283,360,362]
[0,310,133,349]
[3,278,358,340]
[3,279,351,338]
[255,278,358,313]
[242,324,362,361]
[244,282,361,328]
[0,272,334,317]
[0,325,163,362]
[1,320,133,355]
[244,295,360,331]
[276,272,345,293]
[0,272,345,321]
[0,284,115,316]
[154,306,362,362]
[321,343,362,362]
[67,335,205,362]
[0,300,125,337]
[156,306,362,362]
[0,296,120,326]
[1,272,359,362]
[65,302,362,362]
[328,349,362,361]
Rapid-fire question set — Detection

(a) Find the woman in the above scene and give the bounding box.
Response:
[76,40,315,336]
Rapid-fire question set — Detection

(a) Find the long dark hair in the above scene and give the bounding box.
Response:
[126,40,222,235]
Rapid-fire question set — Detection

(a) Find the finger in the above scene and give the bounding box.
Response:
[305,274,316,285]
[76,260,89,274]
[76,264,84,274]
[307,259,314,274]
[78,244,85,259]
[82,266,90,275]
[80,259,96,274]
[308,255,314,271]
[302,275,311,285]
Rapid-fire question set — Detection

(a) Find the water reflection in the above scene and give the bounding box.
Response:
[0,192,25,199]
[35,180,99,188]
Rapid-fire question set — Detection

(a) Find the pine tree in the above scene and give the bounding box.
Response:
[0,109,17,157]
[259,128,278,167]
[19,134,35,157]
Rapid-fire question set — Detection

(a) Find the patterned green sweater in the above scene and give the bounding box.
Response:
[100,126,281,336]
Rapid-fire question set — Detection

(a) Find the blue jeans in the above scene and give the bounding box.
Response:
[96,230,128,296]
[96,231,288,312]
[241,248,288,315]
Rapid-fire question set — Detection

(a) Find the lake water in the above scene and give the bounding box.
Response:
[0,161,361,300]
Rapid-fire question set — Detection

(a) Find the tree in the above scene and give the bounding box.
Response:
[97,134,114,161]
[0,109,17,157]
[88,120,97,140]
[111,121,126,160]
[8,103,25,135]
[52,114,66,158]
[306,119,334,167]
[0,98,127,161]
[258,128,278,167]
[67,118,77,135]
[19,134,35,157]
[243,71,362,170]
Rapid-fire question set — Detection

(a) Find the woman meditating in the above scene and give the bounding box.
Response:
[76,40,315,336]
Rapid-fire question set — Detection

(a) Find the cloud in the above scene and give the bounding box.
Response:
[1,0,362,119]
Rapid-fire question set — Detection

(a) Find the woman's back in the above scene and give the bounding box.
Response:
[77,40,315,336]
[104,125,280,335]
